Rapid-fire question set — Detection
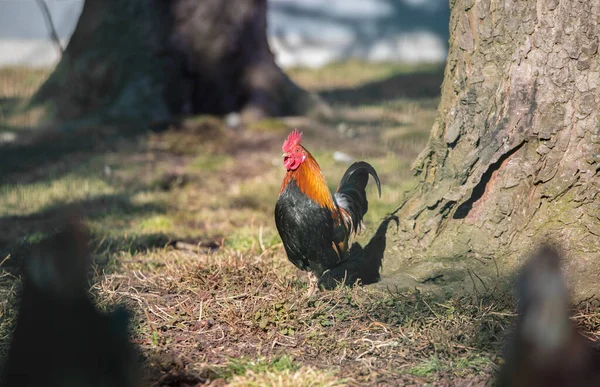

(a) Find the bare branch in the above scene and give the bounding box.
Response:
[35,0,64,55]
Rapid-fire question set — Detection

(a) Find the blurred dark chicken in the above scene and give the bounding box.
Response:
[274,129,381,293]
[1,216,139,387]
[497,245,600,387]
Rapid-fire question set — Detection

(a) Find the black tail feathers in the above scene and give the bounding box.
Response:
[334,161,381,232]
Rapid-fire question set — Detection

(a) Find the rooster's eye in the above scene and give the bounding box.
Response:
[295,149,299,152]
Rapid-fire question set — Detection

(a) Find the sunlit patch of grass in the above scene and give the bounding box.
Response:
[137,215,174,234]
[220,355,298,379]
[228,177,280,214]
[0,66,52,129]
[129,190,162,206]
[228,366,344,387]
[287,60,440,91]
[224,231,257,251]
[405,354,493,378]
[407,356,444,376]
[224,226,281,252]
[0,175,116,217]
[189,154,233,172]
[0,66,51,99]
[247,118,289,133]
[453,354,494,376]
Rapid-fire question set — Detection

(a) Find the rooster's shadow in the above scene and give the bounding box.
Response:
[319,215,398,290]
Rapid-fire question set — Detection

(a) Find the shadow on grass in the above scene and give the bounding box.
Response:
[0,193,169,269]
[320,68,444,106]
[0,97,23,119]
[319,215,398,289]
[353,284,512,381]
[318,213,515,372]
[0,204,203,387]
[0,114,184,185]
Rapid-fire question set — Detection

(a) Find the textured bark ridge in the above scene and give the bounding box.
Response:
[381,0,600,299]
[32,0,322,129]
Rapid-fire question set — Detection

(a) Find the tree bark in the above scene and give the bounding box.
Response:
[31,0,323,129]
[382,0,600,300]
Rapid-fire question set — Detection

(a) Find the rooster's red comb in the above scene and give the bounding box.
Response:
[282,129,303,153]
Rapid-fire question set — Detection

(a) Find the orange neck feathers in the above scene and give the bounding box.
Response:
[280,148,336,211]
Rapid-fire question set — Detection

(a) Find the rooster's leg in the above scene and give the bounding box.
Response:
[306,272,319,297]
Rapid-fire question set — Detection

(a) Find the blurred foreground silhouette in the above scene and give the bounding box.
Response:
[497,245,600,387]
[0,216,140,387]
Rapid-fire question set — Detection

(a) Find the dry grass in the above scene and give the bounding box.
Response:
[1,61,599,385]
[228,366,344,387]
[286,61,440,92]
[0,67,50,130]
[91,243,515,385]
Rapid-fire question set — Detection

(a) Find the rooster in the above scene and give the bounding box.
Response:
[274,129,381,294]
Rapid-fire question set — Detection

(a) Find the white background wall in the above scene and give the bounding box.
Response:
[0,0,449,69]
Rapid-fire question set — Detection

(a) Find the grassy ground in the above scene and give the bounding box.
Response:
[1,62,598,386]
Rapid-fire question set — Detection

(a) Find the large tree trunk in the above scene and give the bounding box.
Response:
[382,0,600,300]
[31,0,323,129]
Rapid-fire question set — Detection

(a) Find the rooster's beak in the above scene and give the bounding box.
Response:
[282,152,289,158]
